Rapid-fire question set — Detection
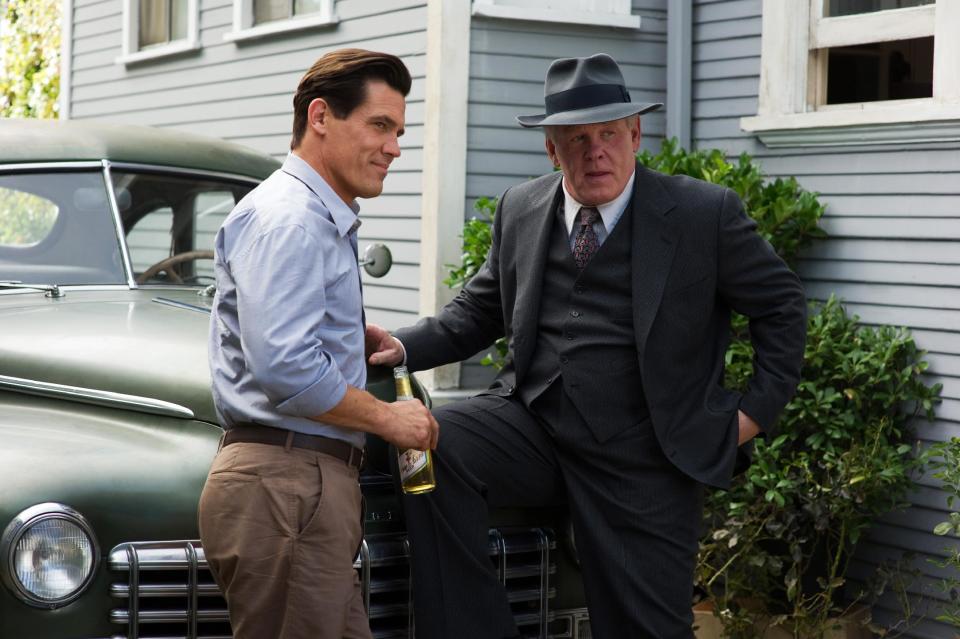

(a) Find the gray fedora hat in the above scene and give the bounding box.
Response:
[517,53,662,128]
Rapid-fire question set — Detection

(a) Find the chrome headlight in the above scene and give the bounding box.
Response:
[1,503,99,608]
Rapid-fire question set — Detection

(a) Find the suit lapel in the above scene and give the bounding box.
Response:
[513,174,563,376]
[630,164,678,361]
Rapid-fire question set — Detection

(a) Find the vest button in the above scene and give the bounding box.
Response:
[560,356,569,364]
[566,334,575,340]
[570,310,581,318]
[574,286,584,294]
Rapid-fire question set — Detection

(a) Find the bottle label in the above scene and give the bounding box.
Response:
[395,378,414,401]
[399,448,428,481]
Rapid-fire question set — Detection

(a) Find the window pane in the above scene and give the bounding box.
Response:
[294,0,323,16]
[114,172,252,285]
[826,36,933,104]
[0,188,59,247]
[0,172,126,286]
[254,0,291,24]
[139,0,169,47]
[827,0,934,17]
[126,206,174,275]
[170,0,188,40]
[193,191,237,281]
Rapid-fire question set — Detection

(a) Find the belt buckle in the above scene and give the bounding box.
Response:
[353,447,367,471]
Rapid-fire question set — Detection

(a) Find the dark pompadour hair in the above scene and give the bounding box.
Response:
[290,48,412,150]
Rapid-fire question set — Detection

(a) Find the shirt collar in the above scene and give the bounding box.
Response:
[561,169,636,235]
[282,152,361,238]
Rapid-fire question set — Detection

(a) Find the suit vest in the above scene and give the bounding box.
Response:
[519,201,649,442]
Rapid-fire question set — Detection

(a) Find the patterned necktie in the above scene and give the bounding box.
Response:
[572,207,601,269]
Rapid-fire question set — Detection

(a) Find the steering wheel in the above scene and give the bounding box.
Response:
[136,250,214,284]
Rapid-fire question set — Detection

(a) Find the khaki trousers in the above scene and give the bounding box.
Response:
[198,439,371,639]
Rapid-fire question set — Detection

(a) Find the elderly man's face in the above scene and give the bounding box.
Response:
[545,116,640,206]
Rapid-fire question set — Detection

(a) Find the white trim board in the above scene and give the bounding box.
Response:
[59,0,72,119]
[417,0,472,390]
[471,0,640,29]
[743,0,960,148]
[116,0,201,66]
[224,0,337,44]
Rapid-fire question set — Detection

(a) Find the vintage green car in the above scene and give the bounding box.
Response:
[0,119,588,639]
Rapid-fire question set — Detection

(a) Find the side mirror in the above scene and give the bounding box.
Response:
[359,243,392,278]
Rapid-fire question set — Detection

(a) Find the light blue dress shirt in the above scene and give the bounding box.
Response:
[208,153,365,447]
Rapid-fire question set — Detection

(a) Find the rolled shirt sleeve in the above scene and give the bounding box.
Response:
[231,224,348,418]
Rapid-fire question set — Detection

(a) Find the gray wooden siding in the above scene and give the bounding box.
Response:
[68,0,428,329]
[460,0,669,388]
[693,1,960,636]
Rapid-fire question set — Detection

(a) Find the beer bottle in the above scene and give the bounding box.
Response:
[394,366,436,494]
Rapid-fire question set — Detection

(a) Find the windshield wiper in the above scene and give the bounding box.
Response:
[0,281,65,298]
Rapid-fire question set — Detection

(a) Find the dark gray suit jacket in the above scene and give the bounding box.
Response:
[396,163,806,488]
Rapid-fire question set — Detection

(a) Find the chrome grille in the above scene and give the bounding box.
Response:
[108,541,229,639]
[108,528,556,639]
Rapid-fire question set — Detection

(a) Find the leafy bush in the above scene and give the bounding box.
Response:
[699,296,940,637]
[927,438,960,629]
[444,197,507,368]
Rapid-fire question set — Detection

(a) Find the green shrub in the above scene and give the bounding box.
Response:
[699,296,940,637]
[444,196,498,290]
[927,438,960,629]
[444,197,507,368]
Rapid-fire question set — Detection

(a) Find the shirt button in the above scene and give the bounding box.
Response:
[570,310,581,318]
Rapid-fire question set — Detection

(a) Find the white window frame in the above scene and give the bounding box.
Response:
[471,0,641,29]
[741,0,960,147]
[224,0,338,44]
[117,0,200,66]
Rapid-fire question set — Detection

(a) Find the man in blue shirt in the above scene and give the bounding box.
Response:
[199,49,438,639]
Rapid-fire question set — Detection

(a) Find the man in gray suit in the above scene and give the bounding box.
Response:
[366,53,806,639]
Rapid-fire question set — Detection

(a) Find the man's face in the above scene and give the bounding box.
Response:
[316,80,405,203]
[544,116,641,206]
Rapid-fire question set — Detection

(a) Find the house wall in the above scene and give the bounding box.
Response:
[66,0,429,329]
[459,0,669,388]
[693,1,960,636]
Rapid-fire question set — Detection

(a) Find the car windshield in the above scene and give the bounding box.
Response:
[0,168,255,287]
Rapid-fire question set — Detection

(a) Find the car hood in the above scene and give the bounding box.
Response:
[0,398,221,542]
[0,288,218,423]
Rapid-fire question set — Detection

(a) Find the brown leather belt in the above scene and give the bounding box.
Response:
[223,422,365,470]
